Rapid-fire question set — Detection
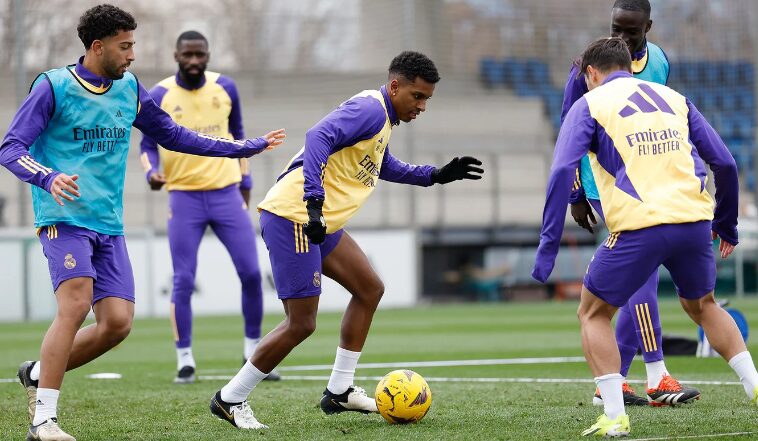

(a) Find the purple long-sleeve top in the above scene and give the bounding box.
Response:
[139,72,252,189]
[532,71,739,283]
[300,85,435,201]
[0,58,268,193]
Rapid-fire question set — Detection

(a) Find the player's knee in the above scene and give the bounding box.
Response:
[359,279,384,307]
[58,298,91,324]
[102,313,133,344]
[238,270,262,288]
[286,317,317,341]
[172,272,195,299]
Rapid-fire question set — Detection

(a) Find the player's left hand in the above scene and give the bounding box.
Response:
[712,231,736,259]
[262,129,286,150]
[432,156,484,184]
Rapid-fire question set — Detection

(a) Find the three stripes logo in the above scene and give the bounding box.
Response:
[634,302,658,353]
[16,155,52,176]
[115,110,123,118]
[618,83,675,118]
[604,232,620,249]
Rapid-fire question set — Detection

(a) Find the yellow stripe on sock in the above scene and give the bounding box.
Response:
[635,303,652,352]
[644,303,658,351]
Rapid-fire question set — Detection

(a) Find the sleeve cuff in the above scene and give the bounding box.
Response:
[569,187,586,204]
[240,174,252,190]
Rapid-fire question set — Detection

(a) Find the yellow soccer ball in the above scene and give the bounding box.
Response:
[375,369,432,424]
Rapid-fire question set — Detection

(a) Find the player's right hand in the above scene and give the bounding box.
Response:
[303,198,326,244]
[148,171,166,191]
[263,129,286,150]
[49,173,80,206]
[571,199,597,234]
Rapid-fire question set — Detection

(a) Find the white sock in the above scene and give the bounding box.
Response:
[33,388,59,426]
[327,347,361,395]
[645,360,669,389]
[244,337,259,360]
[177,347,196,370]
[595,373,626,420]
[728,351,758,399]
[220,360,268,403]
[30,361,41,381]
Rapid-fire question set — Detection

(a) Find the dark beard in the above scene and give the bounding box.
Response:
[180,68,204,87]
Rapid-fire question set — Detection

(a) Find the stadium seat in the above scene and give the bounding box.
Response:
[526,59,550,84]
[480,57,506,87]
[737,62,755,84]
[718,90,737,111]
[703,63,721,84]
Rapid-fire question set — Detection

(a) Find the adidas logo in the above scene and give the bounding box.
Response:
[115,110,123,118]
[618,83,675,118]
[173,105,182,112]
[36,399,44,405]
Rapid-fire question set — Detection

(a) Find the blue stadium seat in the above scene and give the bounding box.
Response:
[717,115,737,139]
[506,59,529,88]
[703,63,721,84]
[480,57,505,87]
[736,90,755,112]
[717,90,737,111]
[736,115,754,139]
[698,89,718,111]
[723,62,740,85]
[526,59,550,84]
[680,61,703,85]
[737,62,755,84]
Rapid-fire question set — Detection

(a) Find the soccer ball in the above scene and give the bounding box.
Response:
[375,369,432,424]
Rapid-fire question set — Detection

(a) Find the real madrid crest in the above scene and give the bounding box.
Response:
[64,253,77,270]
[212,96,221,109]
[313,271,321,287]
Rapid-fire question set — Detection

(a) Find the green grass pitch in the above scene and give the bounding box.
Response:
[2,298,758,440]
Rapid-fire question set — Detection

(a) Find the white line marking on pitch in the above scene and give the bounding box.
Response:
[195,374,743,386]
[202,356,588,373]
[630,431,758,440]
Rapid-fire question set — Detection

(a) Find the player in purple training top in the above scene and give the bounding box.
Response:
[534,37,758,437]
[140,30,280,384]
[0,5,284,441]
[562,0,699,407]
[208,51,484,430]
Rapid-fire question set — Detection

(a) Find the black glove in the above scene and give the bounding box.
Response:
[432,156,484,184]
[302,198,326,244]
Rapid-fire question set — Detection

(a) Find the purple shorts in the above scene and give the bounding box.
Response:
[259,210,343,299]
[38,224,135,304]
[584,221,715,307]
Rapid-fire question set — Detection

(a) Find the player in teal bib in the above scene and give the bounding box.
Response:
[29,66,139,235]
[558,0,700,410]
[0,5,284,440]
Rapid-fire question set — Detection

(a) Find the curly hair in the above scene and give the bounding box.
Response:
[77,4,137,49]
[388,51,440,84]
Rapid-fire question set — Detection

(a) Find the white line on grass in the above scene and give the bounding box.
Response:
[630,431,758,440]
[195,374,743,386]
[202,356,587,374]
